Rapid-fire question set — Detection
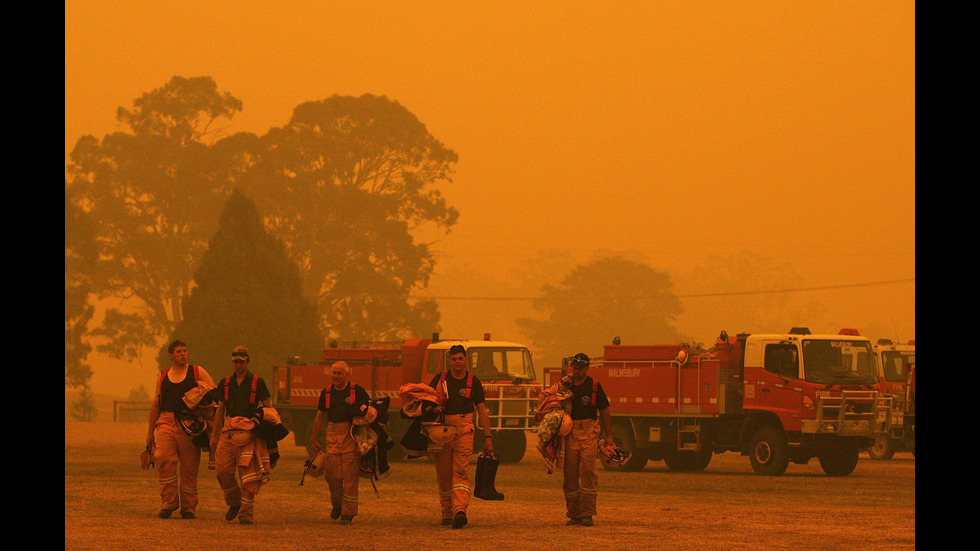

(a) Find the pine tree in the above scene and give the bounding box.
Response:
[161,189,323,383]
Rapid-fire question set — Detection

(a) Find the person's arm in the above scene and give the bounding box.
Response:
[198,366,216,388]
[476,402,494,454]
[310,410,325,453]
[599,406,614,446]
[210,401,226,449]
[146,376,162,448]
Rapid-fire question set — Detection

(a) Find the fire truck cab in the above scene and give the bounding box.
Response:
[866,338,916,460]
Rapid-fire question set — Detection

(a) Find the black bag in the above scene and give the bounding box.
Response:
[473,452,505,501]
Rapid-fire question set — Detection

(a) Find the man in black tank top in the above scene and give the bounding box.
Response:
[145,340,216,519]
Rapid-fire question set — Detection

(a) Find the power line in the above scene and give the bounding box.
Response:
[412,277,915,301]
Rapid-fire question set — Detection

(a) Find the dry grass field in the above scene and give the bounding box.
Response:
[66,420,914,550]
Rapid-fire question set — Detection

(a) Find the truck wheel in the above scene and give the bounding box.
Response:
[602,423,648,472]
[908,429,915,458]
[867,434,896,460]
[748,426,789,476]
[663,448,712,472]
[818,445,859,476]
[493,430,527,463]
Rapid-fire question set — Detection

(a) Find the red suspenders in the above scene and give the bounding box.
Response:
[438,371,473,400]
[324,384,356,408]
[223,374,259,405]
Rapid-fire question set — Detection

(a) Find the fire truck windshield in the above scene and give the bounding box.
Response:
[881,350,915,382]
[802,339,877,385]
[467,347,536,381]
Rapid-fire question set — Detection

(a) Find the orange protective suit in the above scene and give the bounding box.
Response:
[214,418,272,523]
[562,418,600,520]
[433,413,476,520]
[325,420,360,517]
[153,411,201,515]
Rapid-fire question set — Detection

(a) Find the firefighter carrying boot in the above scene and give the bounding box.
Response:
[473,452,504,501]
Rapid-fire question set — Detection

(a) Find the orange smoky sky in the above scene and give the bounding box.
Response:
[66,2,914,396]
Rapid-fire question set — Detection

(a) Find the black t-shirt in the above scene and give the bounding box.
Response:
[217,372,271,418]
[159,366,199,412]
[568,376,610,420]
[428,371,486,415]
[317,383,371,423]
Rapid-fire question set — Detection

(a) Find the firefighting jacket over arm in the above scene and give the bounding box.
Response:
[568,376,610,420]
[397,383,441,421]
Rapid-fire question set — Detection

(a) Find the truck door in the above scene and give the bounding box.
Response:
[756,343,804,431]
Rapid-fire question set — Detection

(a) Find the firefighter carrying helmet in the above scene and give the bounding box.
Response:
[599,440,630,465]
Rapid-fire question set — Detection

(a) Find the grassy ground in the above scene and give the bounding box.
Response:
[65,420,914,550]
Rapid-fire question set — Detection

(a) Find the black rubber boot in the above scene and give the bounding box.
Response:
[475,453,505,501]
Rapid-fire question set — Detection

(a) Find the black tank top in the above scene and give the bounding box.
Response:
[160,367,197,412]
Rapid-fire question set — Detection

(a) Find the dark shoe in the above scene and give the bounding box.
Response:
[180,511,196,520]
[225,505,241,521]
[239,519,253,525]
[339,515,353,525]
[580,516,594,527]
[157,508,177,519]
[330,507,342,520]
[452,511,468,529]
[441,518,452,526]
[566,518,582,526]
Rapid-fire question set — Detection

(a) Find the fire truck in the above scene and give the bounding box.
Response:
[544,328,894,476]
[865,339,915,460]
[271,334,542,463]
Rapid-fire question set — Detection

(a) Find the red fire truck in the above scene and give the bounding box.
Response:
[545,328,894,476]
[865,339,915,460]
[271,334,542,463]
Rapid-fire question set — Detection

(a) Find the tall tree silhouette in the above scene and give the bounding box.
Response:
[162,190,322,381]
[242,94,455,340]
[66,76,244,360]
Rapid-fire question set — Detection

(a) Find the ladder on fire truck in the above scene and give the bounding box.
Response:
[677,418,702,450]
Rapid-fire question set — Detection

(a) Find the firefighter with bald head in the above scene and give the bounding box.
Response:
[311,361,372,525]
[562,353,614,527]
[428,344,494,529]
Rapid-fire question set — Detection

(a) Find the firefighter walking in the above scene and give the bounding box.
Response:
[210,346,273,525]
[311,361,372,525]
[145,340,217,519]
[562,353,614,527]
[428,344,494,529]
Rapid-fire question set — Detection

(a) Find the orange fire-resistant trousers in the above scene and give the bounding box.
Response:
[325,421,360,517]
[433,413,475,520]
[154,411,202,515]
[214,429,258,523]
[562,418,600,520]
